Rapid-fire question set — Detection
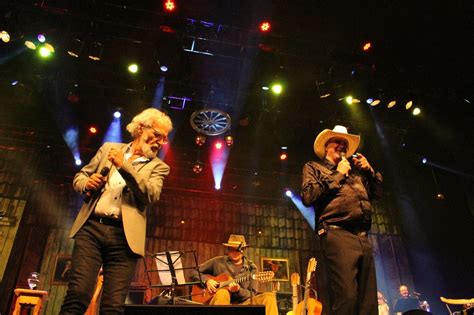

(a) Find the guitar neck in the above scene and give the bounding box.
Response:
[219,274,251,288]
[291,284,299,311]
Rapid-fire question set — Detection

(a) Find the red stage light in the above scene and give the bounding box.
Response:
[260,22,271,32]
[280,152,287,160]
[215,141,223,150]
[164,0,176,12]
[363,42,372,51]
[89,126,97,134]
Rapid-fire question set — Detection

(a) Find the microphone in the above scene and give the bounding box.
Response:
[412,291,421,296]
[84,167,110,202]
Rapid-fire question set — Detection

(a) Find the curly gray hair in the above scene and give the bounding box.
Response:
[126,108,173,138]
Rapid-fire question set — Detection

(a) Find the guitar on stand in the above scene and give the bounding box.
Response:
[191,271,274,304]
[294,257,322,315]
[286,272,300,315]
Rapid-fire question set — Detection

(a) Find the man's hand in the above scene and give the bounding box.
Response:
[108,148,124,168]
[352,153,374,173]
[336,158,351,176]
[206,279,219,293]
[85,173,107,191]
[228,282,240,293]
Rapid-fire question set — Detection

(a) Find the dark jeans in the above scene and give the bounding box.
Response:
[60,219,139,315]
[319,228,377,315]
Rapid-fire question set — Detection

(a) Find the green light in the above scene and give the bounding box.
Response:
[38,46,51,57]
[128,63,139,73]
[345,96,353,104]
[271,84,283,94]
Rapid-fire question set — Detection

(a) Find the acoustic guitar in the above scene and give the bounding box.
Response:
[294,258,322,315]
[191,271,274,304]
[286,272,300,315]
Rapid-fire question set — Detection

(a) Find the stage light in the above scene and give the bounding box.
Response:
[370,99,381,106]
[88,42,103,61]
[215,141,223,150]
[113,111,121,118]
[89,126,97,134]
[180,220,185,224]
[24,41,36,50]
[412,107,421,116]
[215,183,221,190]
[271,84,282,95]
[225,135,233,147]
[362,42,372,51]
[75,158,82,166]
[128,63,139,73]
[11,80,18,86]
[1,31,10,43]
[260,21,271,32]
[195,134,206,146]
[345,96,353,105]
[421,157,428,164]
[38,46,52,57]
[387,100,396,108]
[164,0,176,12]
[405,101,413,110]
[160,65,168,72]
[280,152,287,161]
[366,98,374,104]
[261,86,269,91]
[37,34,46,42]
[285,189,293,198]
[67,38,84,58]
[436,193,445,200]
[192,161,203,174]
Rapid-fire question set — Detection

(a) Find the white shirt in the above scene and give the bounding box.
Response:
[94,145,149,219]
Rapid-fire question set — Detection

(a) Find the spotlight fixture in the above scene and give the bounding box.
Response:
[164,0,176,12]
[67,38,84,58]
[366,98,374,104]
[362,42,372,51]
[192,161,203,174]
[89,126,98,134]
[271,83,282,95]
[75,158,82,166]
[370,99,381,106]
[113,111,121,118]
[285,189,293,198]
[387,100,397,108]
[435,193,445,200]
[1,30,10,43]
[214,141,223,150]
[421,157,428,164]
[88,42,103,61]
[260,21,271,32]
[38,46,52,57]
[128,63,139,73]
[412,107,421,116]
[405,100,413,110]
[24,40,36,50]
[280,152,288,161]
[224,135,233,147]
[195,134,206,146]
[160,65,168,72]
[37,34,46,42]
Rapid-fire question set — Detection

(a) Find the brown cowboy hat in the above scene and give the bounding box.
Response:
[222,234,249,248]
[313,125,360,159]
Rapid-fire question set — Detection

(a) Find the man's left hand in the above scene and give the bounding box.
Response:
[108,148,124,168]
[352,153,374,173]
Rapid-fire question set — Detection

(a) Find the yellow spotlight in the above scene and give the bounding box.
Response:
[44,43,55,53]
[24,41,37,50]
[345,96,353,104]
[405,100,413,110]
[1,31,10,43]
[38,46,51,57]
[352,98,361,104]
[128,63,139,73]
[412,107,421,116]
[387,100,397,108]
[271,83,283,95]
[370,99,381,106]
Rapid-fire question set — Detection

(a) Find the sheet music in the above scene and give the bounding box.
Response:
[154,251,186,285]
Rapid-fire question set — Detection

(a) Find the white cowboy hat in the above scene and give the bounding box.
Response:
[222,234,249,248]
[313,125,360,159]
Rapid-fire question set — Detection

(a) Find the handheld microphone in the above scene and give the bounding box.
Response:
[84,167,110,202]
[237,241,244,253]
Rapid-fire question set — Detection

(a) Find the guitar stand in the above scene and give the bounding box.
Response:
[143,250,202,305]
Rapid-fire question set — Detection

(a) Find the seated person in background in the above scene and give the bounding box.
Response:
[377,291,390,315]
[190,234,278,315]
[393,285,420,314]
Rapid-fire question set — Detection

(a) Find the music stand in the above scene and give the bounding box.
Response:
[143,250,202,305]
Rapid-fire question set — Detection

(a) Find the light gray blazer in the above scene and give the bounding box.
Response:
[70,142,169,256]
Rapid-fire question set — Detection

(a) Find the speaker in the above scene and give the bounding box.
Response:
[125,304,265,315]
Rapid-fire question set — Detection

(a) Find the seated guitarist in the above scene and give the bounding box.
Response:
[190,234,278,315]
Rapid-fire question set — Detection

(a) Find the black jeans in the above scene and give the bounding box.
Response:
[319,228,377,315]
[60,219,139,315]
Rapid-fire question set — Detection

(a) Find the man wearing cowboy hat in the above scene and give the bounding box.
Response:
[301,125,383,315]
[190,234,278,315]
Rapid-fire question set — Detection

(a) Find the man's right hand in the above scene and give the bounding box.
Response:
[206,279,219,293]
[336,158,351,176]
[85,173,107,191]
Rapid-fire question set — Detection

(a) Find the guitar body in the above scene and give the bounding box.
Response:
[191,271,274,304]
[294,298,323,315]
[191,273,233,304]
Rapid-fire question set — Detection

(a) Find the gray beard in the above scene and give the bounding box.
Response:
[142,143,157,159]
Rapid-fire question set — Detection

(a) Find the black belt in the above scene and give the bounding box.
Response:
[318,224,367,237]
[90,215,123,228]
